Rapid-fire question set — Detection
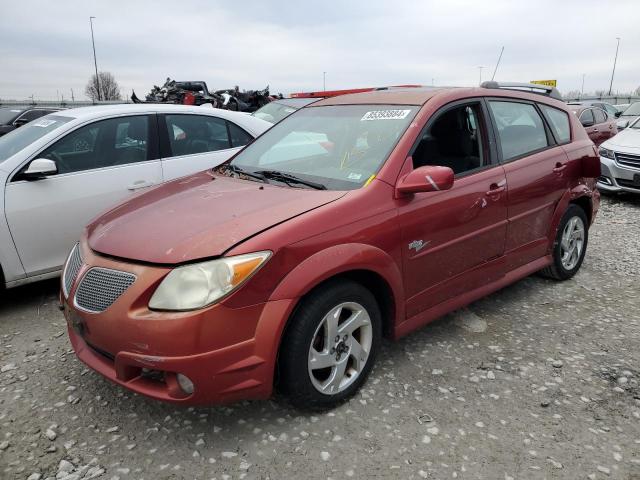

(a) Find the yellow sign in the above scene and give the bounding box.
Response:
[531,79,557,87]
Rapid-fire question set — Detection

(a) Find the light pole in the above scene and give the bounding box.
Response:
[323,72,326,91]
[478,66,484,85]
[608,37,620,96]
[581,73,585,98]
[89,16,100,101]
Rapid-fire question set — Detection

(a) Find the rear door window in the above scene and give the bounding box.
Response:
[579,109,594,126]
[593,108,607,124]
[539,105,571,144]
[488,101,550,161]
[164,115,231,156]
[228,122,253,147]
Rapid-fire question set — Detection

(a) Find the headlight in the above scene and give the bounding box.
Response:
[599,147,615,159]
[149,251,271,311]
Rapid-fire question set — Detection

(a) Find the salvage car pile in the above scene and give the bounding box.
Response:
[131,77,273,112]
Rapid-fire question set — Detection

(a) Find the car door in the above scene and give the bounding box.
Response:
[488,100,569,270]
[397,100,508,318]
[578,108,600,144]
[592,107,615,144]
[159,114,253,180]
[4,114,162,276]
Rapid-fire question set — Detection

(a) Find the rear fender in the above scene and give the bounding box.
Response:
[547,186,594,251]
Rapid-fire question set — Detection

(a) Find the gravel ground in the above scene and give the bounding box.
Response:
[1,195,639,480]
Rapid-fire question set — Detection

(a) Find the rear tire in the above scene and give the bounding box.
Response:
[278,280,382,410]
[540,204,588,280]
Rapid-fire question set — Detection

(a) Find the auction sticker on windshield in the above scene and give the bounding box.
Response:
[361,109,412,121]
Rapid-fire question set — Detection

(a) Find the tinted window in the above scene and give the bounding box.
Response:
[593,108,607,124]
[0,115,73,163]
[412,103,485,175]
[19,110,47,122]
[165,115,230,156]
[540,105,570,144]
[579,109,594,126]
[39,115,149,174]
[228,122,253,147]
[488,101,549,161]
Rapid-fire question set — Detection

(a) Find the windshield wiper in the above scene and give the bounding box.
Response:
[224,164,268,183]
[254,170,327,190]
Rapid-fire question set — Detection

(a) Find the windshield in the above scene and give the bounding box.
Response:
[0,115,73,163]
[630,118,640,129]
[622,102,640,116]
[229,104,419,190]
[0,108,24,125]
[253,102,300,124]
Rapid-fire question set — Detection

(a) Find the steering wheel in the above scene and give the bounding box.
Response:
[46,151,70,174]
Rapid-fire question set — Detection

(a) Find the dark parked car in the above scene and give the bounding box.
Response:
[0,107,62,137]
[567,101,620,119]
[253,97,319,124]
[568,105,617,146]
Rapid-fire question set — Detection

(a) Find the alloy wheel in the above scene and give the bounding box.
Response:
[560,215,585,270]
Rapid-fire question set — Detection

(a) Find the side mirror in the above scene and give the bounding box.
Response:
[615,111,622,118]
[396,164,454,195]
[581,119,594,128]
[23,158,57,180]
[13,117,31,127]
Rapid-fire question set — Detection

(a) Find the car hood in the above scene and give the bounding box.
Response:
[87,171,347,264]
[604,128,640,150]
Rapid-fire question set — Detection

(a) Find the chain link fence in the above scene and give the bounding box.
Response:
[0,99,131,108]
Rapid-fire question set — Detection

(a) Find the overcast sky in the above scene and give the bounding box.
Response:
[1,0,639,101]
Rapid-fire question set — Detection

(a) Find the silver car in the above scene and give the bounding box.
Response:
[598,117,640,194]
[0,104,271,289]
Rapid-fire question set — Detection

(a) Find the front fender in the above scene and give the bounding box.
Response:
[269,243,405,324]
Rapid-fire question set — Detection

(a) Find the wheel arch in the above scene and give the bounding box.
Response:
[547,187,595,250]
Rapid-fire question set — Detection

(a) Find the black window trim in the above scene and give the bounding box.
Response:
[406,97,501,180]
[485,97,559,165]
[159,113,240,159]
[10,113,160,183]
[538,103,573,146]
[225,120,253,148]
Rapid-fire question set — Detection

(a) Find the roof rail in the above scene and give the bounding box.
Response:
[480,81,563,101]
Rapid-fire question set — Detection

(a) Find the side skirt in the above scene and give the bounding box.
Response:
[394,255,552,339]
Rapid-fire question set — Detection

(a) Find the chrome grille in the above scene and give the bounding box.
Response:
[615,152,640,169]
[75,268,136,313]
[62,244,83,298]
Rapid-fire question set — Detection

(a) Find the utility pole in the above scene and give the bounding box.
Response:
[491,46,504,81]
[581,74,585,98]
[323,72,326,91]
[89,16,101,101]
[478,66,484,85]
[608,37,620,96]
[71,88,75,102]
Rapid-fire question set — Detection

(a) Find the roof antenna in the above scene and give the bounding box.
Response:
[491,46,504,81]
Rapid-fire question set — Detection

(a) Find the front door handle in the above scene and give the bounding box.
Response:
[553,162,567,173]
[486,183,506,196]
[127,180,154,191]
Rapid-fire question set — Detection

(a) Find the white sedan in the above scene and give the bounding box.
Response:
[0,104,271,289]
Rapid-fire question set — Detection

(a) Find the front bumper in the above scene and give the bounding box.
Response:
[597,155,640,194]
[62,242,295,405]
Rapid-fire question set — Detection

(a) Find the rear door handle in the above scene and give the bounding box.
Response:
[553,162,567,173]
[127,180,154,191]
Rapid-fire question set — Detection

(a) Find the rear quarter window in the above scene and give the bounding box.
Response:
[539,105,571,144]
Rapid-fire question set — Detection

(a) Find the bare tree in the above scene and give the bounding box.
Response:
[85,71,122,101]
[635,85,640,96]
[563,89,581,100]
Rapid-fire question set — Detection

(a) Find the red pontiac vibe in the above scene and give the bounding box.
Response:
[61,82,600,409]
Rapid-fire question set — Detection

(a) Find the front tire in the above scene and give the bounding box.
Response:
[279,280,382,410]
[540,204,588,280]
